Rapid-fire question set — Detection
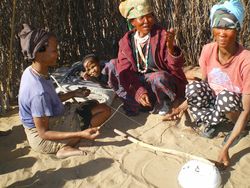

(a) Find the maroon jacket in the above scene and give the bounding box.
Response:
[117,25,187,103]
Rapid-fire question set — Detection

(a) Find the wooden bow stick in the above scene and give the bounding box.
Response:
[114,129,214,165]
[50,75,84,104]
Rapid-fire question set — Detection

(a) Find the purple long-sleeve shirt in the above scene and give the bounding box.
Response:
[117,24,187,103]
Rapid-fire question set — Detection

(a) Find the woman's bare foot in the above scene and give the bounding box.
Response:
[56,146,88,159]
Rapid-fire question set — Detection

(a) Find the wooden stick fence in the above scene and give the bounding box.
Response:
[0,0,249,114]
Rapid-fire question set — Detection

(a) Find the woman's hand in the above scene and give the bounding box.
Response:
[79,127,100,140]
[216,148,230,169]
[163,107,184,121]
[162,100,188,121]
[74,87,91,98]
[165,28,175,55]
[139,93,152,107]
[216,94,250,169]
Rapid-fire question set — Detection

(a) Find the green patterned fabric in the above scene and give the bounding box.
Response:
[211,9,240,29]
[127,20,134,31]
[119,0,153,19]
[210,0,244,29]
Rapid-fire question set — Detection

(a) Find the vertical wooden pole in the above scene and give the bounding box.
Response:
[7,0,17,108]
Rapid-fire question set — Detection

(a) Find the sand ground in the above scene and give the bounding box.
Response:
[0,98,250,188]
[1,67,250,188]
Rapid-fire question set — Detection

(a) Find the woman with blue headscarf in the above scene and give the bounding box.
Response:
[164,0,250,168]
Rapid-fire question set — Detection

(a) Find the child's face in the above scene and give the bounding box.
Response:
[84,60,101,78]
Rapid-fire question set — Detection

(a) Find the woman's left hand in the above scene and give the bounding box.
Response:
[74,87,91,98]
[165,28,175,55]
[216,148,230,169]
[139,93,152,107]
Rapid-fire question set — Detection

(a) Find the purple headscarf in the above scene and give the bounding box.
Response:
[18,24,51,61]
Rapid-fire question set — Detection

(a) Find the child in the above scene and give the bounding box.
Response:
[80,54,109,87]
[81,54,140,116]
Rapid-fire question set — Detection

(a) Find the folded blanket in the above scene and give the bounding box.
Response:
[51,65,116,106]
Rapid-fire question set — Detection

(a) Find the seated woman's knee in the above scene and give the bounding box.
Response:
[225,111,241,123]
[102,103,112,117]
[216,90,242,113]
[186,81,215,107]
[93,103,111,117]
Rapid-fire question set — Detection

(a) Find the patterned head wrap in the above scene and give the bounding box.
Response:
[119,0,153,20]
[210,0,244,30]
[18,24,52,61]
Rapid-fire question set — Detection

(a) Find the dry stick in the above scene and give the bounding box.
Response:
[114,129,214,166]
[50,75,78,103]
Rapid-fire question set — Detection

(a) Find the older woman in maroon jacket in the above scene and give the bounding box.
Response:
[117,0,187,116]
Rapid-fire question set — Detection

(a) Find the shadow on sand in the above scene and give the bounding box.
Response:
[8,158,114,187]
[0,125,36,175]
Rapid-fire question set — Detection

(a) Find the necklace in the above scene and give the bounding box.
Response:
[31,66,49,79]
[134,32,150,73]
[134,31,150,44]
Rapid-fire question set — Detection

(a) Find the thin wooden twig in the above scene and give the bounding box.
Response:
[50,75,78,103]
[114,128,214,165]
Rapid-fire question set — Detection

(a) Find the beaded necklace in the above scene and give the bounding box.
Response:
[31,66,49,79]
[134,32,150,74]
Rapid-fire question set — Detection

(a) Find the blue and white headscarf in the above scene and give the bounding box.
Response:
[210,0,244,30]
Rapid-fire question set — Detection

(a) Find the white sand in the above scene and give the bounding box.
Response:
[1,68,250,187]
[1,98,250,188]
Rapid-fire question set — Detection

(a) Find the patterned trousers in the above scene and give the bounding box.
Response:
[186,81,242,127]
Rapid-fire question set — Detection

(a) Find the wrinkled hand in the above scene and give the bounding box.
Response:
[162,107,185,121]
[165,28,175,55]
[139,93,152,107]
[216,148,230,169]
[74,87,90,98]
[79,127,100,140]
[163,100,188,121]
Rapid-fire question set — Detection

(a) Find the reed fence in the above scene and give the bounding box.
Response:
[0,0,249,114]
